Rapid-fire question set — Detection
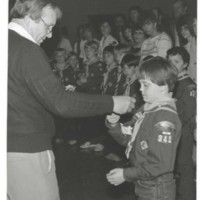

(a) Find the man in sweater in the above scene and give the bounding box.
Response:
[7,1,135,200]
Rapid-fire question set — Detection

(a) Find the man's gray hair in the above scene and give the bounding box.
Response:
[10,0,62,20]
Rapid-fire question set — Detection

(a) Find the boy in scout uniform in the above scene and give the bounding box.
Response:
[101,45,119,95]
[78,40,106,94]
[167,47,196,200]
[105,57,181,200]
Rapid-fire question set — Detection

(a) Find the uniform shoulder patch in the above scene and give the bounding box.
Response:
[154,121,176,133]
[187,84,196,97]
[155,121,175,144]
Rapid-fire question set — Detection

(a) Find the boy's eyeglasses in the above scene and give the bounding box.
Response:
[40,17,54,33]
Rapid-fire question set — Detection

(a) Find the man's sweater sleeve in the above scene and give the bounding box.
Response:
[21,46,113,118]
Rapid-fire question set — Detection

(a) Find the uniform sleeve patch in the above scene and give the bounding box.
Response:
[190,90,196,97]
[140,141,148,150]
[157,135,172,143]
[155,121,175,144]
[154,121,176,132]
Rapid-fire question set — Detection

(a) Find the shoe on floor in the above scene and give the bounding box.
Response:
[105,153,121,162]
[80,141,95,149]
[68,139,77,145]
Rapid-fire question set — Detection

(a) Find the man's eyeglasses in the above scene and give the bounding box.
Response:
[40,17,54,32]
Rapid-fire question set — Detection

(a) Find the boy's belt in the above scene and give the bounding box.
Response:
[136,172,174,185]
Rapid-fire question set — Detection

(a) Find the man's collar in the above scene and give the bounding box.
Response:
[8,21,37,44]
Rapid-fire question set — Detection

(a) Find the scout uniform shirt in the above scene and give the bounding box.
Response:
[124,75,144,112]
[101,62,119,95]
[63,65,82,87]
[106,98,181,181]
[79,59,106,94]
[173,70,196,129]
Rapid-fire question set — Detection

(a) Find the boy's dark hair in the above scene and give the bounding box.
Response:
[114,44,130,53]
[103,45,115,55]
[84,40,99,51]
[167,46,190,65]
[121,54,140,69]
[139,56,178,92]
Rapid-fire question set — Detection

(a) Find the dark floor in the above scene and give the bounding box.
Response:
[53,141,136,200]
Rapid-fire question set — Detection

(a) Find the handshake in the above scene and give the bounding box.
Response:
[112,96,136,115]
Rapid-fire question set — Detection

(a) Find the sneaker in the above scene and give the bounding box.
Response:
[105,153,121,162]
[68,139,77,145]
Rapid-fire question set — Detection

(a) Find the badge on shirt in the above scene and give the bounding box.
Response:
[155,121,175,144]
[187,84,196,97]
[157,135,172,144]
[190,90,196,97]
[140,140,148,150]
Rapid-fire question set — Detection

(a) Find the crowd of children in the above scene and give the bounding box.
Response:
[48,1,196,200]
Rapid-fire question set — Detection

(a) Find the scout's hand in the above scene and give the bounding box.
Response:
[106,168,125,186]
[106,113,120,126]
[112,96,136,114]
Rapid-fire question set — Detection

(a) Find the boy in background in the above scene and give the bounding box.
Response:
[63,52,82,90]
[78,40,106,94]
[106,57,181,200]
[113,44,130,95]
[52,48,68,83]
[101,45,119,95]
[167,47,196,200]
[121,54,144,114]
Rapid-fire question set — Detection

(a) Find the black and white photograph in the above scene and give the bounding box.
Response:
[2,0,198,199]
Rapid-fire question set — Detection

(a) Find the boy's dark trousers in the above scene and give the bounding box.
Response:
[134,173,175,200]
[175,127,196,200]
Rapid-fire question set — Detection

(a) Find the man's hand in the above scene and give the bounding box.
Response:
[112,96,136,114]
[106,168,125,186]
